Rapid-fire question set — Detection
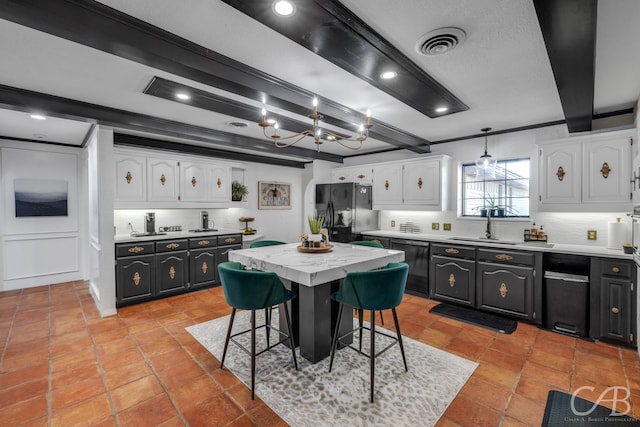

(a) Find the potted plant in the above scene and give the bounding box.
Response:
[231,181,249,202]
[307,215,325,246]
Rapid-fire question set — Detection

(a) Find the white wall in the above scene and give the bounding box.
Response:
[0,139,85,291]
[332,123,634,246]
[115,159,306,243]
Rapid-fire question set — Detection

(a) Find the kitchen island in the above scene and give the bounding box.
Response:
[229,242,405,362]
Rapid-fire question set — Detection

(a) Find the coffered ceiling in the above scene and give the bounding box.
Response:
[0,0,638,168]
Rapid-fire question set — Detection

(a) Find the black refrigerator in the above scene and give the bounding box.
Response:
[315,183,379,243]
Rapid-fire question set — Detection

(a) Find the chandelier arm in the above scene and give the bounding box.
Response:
[274,133,311,148]
[334,139,364,150]
[263,127,314,142]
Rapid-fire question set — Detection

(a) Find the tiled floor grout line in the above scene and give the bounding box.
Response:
[0,289,20,369]
[47,287,53,427]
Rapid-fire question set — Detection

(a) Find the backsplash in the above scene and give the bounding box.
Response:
[379,210,632,247]
[114,209,252,236]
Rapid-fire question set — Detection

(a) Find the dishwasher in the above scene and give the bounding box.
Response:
[390,239,429,297]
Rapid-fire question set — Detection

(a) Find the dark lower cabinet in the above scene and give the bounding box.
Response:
[477,262,534,320]
[156,251,189,296]
[190,248,217,289]
[116,254,155,305]
[430,244,476,306]
[390,239,429,296]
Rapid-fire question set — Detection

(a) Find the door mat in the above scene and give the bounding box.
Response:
[542,390,640,426]
[429,303,517,334]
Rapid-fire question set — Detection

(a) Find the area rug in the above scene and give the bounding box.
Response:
[186,309,478,427]
[542,390,640,426]
[429,303,518,334]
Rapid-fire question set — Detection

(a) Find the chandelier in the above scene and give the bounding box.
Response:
[258,97,373,151]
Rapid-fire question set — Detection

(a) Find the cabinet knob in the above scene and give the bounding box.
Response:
[600,162,611,179]
[339,176,346,181]
[357,174,365,179]
[133,271,141,286]
[128,246,145,254]
[611,307,620,314]
[169,266,176,279]
[166,243,180,249]
[445,248,459,255]
[499,282,508,298]
[217,178,221,188]
[202,262,208,274]
[417,177,423,189]
[371,239,381,245]
[160,174,166,186]
[125,171,133,184]
[448,273,455,287]
[611,266,620,273]
[384,180,389,190]
[496,254,513,261]
[198,240,210,246]
[556,166,565,181]
[225,237,236,244]
[191,176,197,187]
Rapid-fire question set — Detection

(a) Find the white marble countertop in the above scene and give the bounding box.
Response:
[114,228,243,244]
[362,230,632,260]
[228,242,405,287]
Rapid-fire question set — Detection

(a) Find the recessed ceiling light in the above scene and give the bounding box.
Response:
[380,71,397,80]
[435,106,448,113]
[175,92,190,100]
[273,0,295,16]
[30,114,46,120]
[33,133,46,139]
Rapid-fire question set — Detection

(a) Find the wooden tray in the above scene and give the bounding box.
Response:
[297,244,333,253]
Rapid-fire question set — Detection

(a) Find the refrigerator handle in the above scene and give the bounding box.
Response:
[328,201,334,229]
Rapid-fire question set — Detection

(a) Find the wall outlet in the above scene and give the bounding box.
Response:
[587,230,597,240]
[391,220,396,227]
[443,223,451,231]
[432,222,440,230]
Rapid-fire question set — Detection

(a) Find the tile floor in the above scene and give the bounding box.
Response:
[0,281,638,426]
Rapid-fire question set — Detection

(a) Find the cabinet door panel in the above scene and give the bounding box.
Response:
[148,158,179,201]
[600,276,631,342]
[180,161,208,201]
[156,252,188,296]
[114,154,146,201]
[117,255,154,305]
[477,262,533,319]
[583,138,630,203]
[208,164,230,202]
[430,255,475,306]
[540,143,581,204]
[403,160,440,205]
[190,248,217,288]
[373,164,403,205]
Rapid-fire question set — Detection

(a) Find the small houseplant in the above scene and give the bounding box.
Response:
[307,215,325,246]
[231,181,249,202]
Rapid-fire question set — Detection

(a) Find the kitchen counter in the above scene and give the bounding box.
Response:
[114,228,242,244]
[362,230,632,260]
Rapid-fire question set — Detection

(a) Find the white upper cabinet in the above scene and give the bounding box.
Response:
[147,157,179,201]
[331,165,373,185]
[179,161,208,202]
[539,142,582,204]
[373,163,403,206]
[113,148,239,208]
[372,156,449,210]
[583,137,630,203]
[403,159,441,206]
[207,164,231,202]
[114,152,146,202]
[538,130,633,211]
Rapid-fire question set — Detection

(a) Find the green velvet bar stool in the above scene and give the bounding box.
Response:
[329,262,409,403]
[349,240,386,326]
[249,240,287,248]
[218,261,298,400]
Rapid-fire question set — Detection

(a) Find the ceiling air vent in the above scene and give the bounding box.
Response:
[415,27,466,56]
[227,121,249,128]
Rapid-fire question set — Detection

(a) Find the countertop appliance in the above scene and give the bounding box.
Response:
[145,212,155,234]
[315,182,378,243]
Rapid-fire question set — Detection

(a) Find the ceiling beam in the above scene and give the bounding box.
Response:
[0,0,431,153]
[0,84,340,166]
[533,0,597,133]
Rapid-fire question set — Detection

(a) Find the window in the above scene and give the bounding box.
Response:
[461,158,530,217]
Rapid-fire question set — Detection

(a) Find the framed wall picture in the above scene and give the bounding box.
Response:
[258,181,291,209]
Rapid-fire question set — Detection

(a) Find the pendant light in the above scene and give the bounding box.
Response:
[476,127,497,178]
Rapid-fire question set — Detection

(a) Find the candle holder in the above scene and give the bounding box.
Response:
[239,216,255,235]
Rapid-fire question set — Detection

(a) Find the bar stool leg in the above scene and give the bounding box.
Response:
[251,310,256,400]
[358,308,364,352]
[265,307,271,349]
[392,308,408,372]
[370,309,376,403]
[282,301,298,370]
[221,308,236,369]
[329,303,345,372]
